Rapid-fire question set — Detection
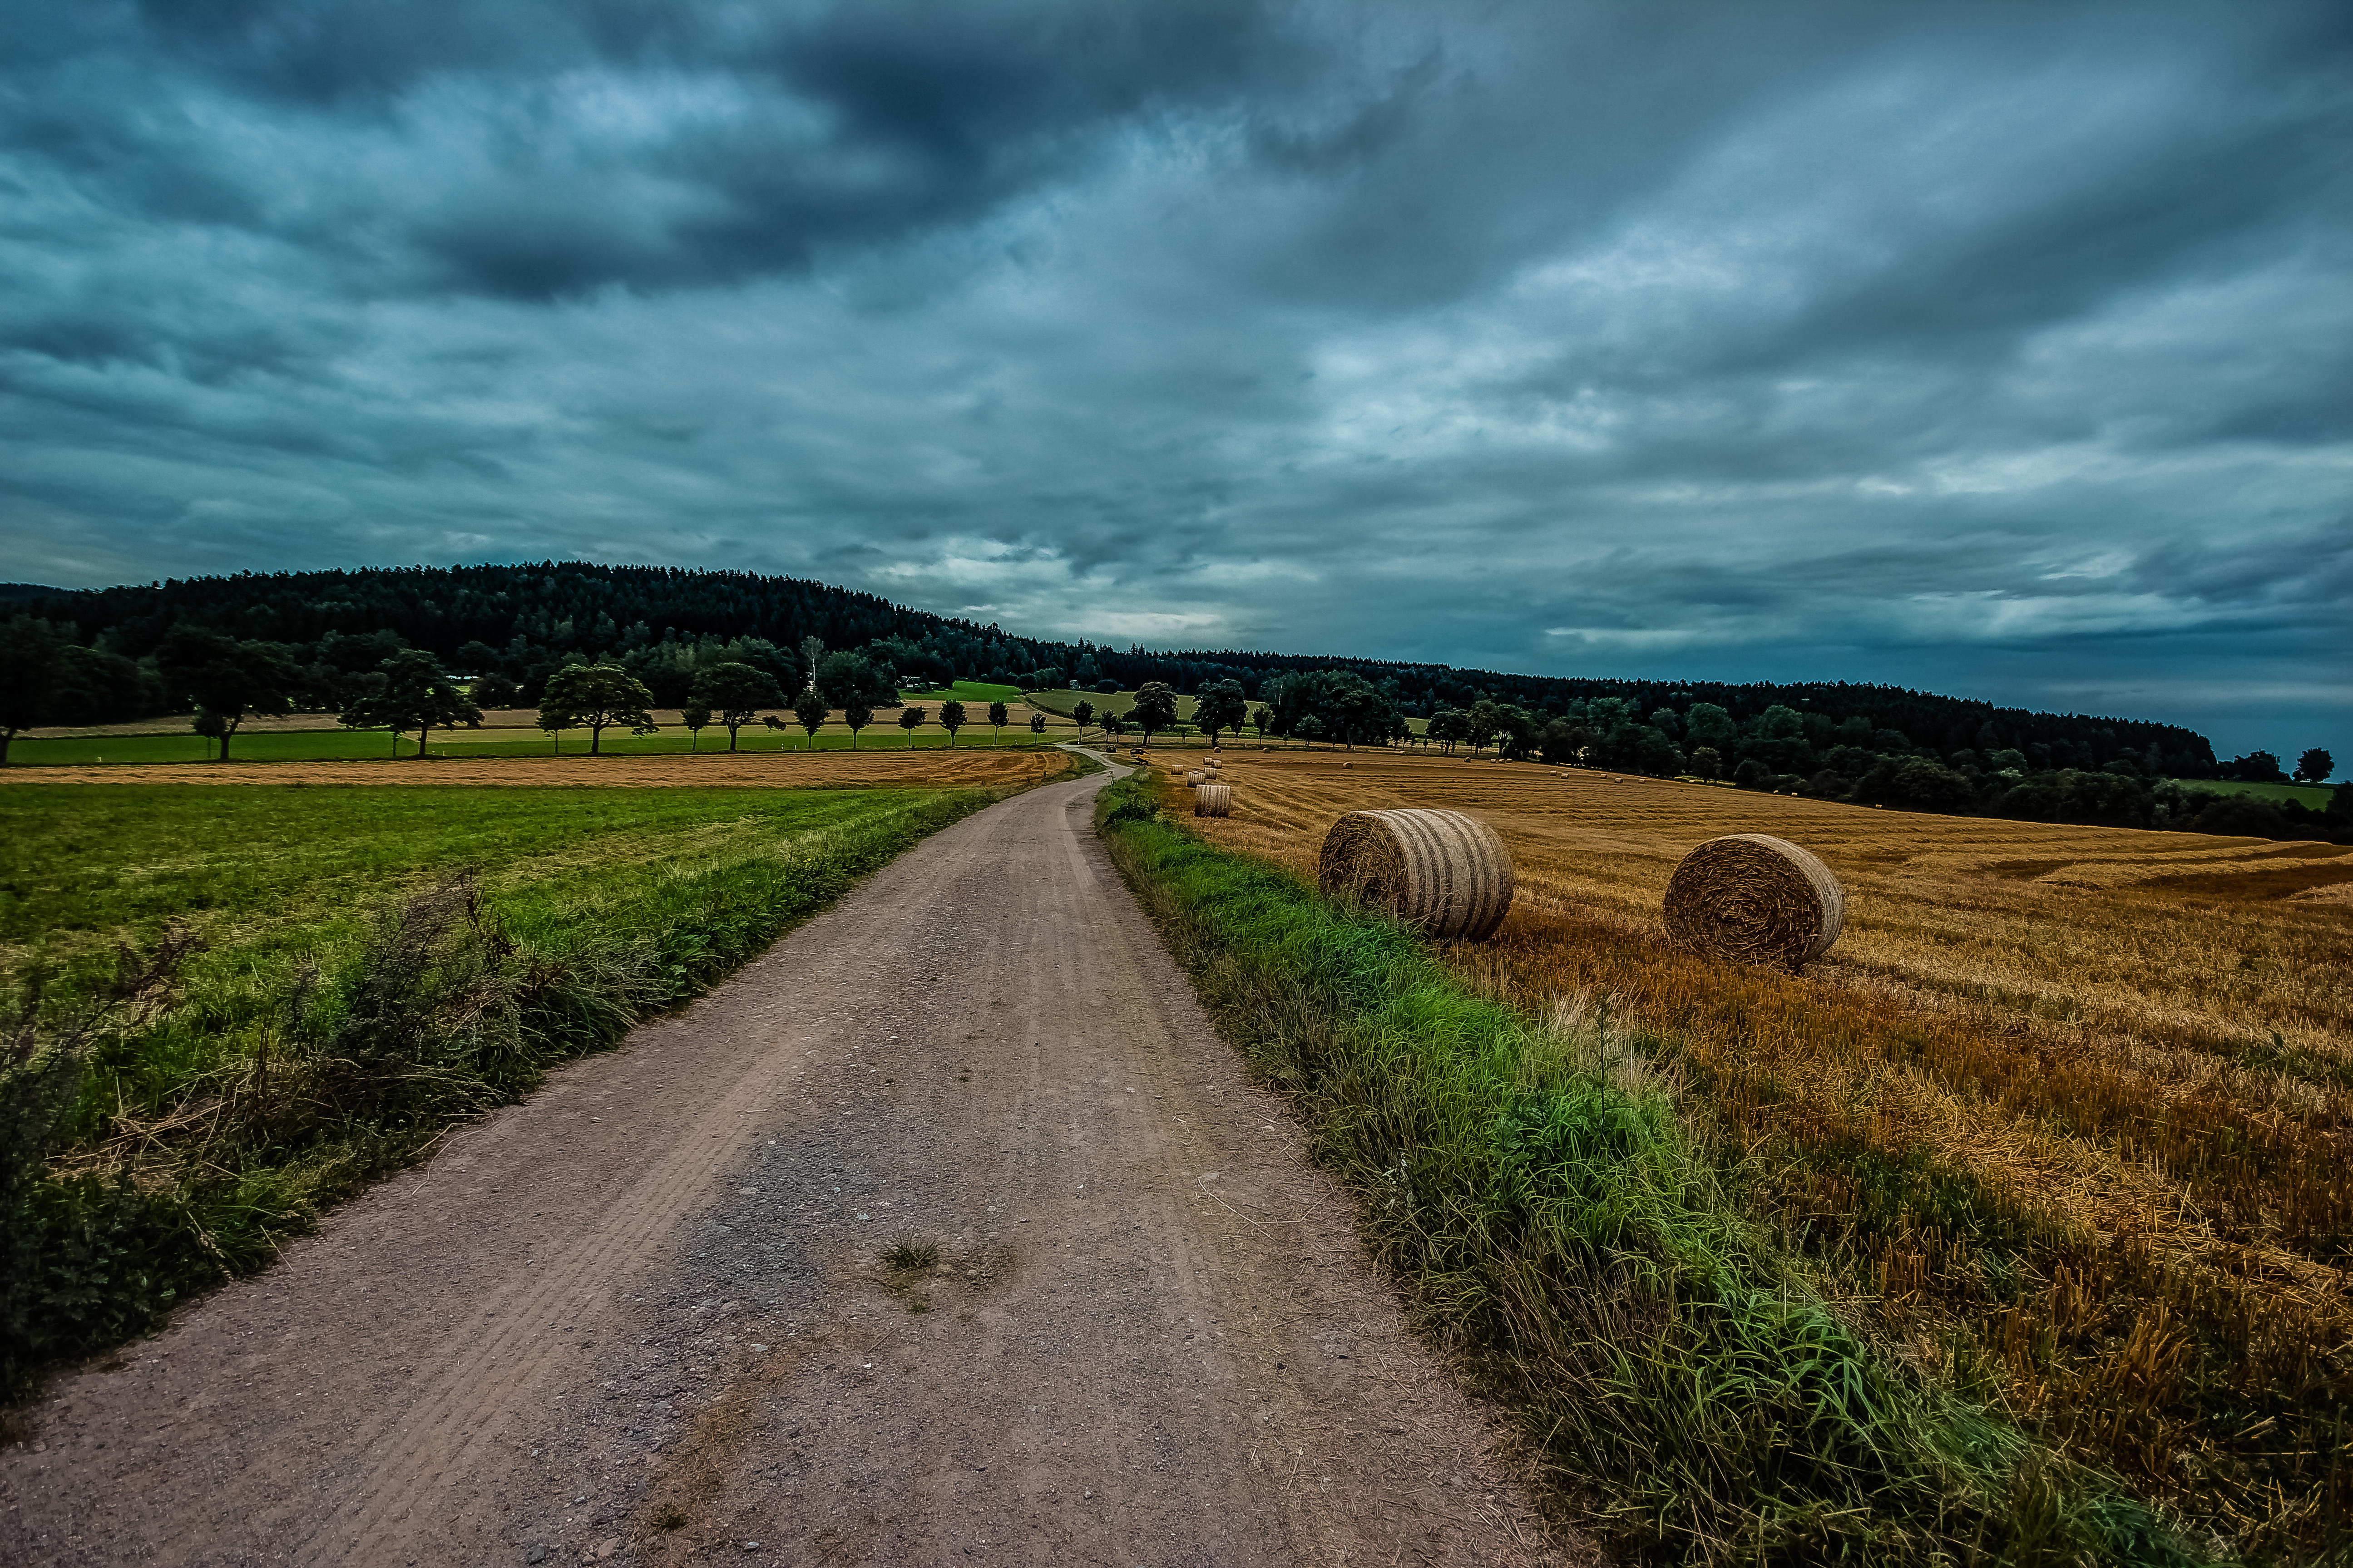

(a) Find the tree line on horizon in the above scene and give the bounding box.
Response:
[0,563,2336,833]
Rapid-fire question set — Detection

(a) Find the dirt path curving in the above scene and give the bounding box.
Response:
[1,755,1586,1567]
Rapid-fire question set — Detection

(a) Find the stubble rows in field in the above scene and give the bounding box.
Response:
[1160,748,2352,1553]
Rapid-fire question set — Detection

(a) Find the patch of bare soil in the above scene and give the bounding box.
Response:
[0,749,1073,791]
[0,755,1585,1566]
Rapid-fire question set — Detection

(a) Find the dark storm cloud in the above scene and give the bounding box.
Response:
[3,0,2348,757]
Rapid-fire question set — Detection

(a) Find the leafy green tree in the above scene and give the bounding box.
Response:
[1249,705,1270,740]
[1028,714,1045,733]
[339,649,483,758]
[471,672,521,710]
[1297,715,1326,748]
[793,687,828,748]
[681,702,711,752]
[898,705,926,746]
[1196,679,1247,747]
[537,663,658,755]
[0,617,64,765]
[814,651,896,712]
[2296,747,2333,784]
[1464,700,1503,757]
[842,699,873,749]
[1100,710,1126,741]
[940,699,967,747]
[800,634,825,691]
[694,661,786,752]
[1685,702,1738,749]
[987,700,1008,741]
[1131,682,1178,747]
[1073,699,1095,732]
[156,626,299,762]
[1689,745,1723,780]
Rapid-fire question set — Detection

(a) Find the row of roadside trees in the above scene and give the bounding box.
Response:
[0,615,1032,762]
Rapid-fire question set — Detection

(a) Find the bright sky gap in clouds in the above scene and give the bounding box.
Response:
[2,1,2347,757]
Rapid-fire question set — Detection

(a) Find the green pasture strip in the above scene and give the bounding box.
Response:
[8,726,1065,765]
[2162,778,2336,809]
[1,780,1008,1398]
[1093,774,2195,1567]
[897,680,1023,703]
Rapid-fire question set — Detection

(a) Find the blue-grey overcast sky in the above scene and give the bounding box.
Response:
[3,1,2348,758]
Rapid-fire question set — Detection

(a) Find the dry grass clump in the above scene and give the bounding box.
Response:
[1157,752,2353,1553]
[1317,808,1514,940]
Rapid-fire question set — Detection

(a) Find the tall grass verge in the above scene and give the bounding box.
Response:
[1096,776,2199,1566]
[2,787,1000,1401]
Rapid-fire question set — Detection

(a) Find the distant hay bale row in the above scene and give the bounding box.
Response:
[1663,833,1845,971]
[1195,783,1232,817]
[1317,809,1515,941]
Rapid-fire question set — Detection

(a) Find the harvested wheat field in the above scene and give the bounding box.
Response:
[0,749,1074,790]
[1162,750,2353,1551]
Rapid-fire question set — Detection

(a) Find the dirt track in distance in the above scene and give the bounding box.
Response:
[1,753,1582,1567]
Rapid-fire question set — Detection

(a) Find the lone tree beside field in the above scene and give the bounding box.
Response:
[0,616,64,766]
[1196,679,1247,748]
[987,700,1008,741]
[694,661,786,752]
[1131,682,1178,747]
[1073,699,1095,734]
[898,705,926,746]
[537,663,658,755]
[842,699,873,749]
[681,702,711,751]
[156,626,300,762]
[2297,747,2334,784]
[940,699,967,747]
[793,686,828,749]
[339,648,483,758]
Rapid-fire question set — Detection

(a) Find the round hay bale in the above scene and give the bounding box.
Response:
[1185,769,1206,784]
[1317,809,1514,941]
[1194,782,1232,817]
[1662,833,1845,971]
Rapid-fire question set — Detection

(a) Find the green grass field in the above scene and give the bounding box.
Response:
[2166,776,2337,809]
[1,780,1011,1394]
[8,720,1060,766]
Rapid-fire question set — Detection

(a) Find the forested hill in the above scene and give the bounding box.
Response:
[20,560,2216,774]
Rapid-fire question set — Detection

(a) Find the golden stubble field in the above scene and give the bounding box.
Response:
[1157,748,2352,1541]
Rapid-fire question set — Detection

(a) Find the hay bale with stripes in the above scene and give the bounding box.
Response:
[1317,809,1514,941]
[1194,782,1232,818]
[1663,833,1844,971]
[1185,769,1206,784]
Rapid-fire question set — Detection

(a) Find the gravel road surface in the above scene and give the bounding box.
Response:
[1,754,1581,1567]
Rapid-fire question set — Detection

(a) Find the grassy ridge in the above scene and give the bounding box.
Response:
[1094,774,2196,1566]
[2,782,1008,1399]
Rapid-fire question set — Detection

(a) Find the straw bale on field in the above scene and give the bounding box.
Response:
[1317,808,1514,940]
[1662,833,1845,971]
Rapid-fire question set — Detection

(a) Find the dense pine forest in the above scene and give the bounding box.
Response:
[6,561,2342,839]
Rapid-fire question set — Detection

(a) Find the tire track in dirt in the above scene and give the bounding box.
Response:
[4,752,1584,1567]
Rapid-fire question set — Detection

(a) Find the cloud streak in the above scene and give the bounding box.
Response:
[2,0,2347,754]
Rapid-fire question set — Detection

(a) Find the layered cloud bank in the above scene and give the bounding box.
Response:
[4,0,2347,754]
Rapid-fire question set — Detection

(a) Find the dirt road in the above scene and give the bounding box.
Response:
[2,755,1577,1566]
